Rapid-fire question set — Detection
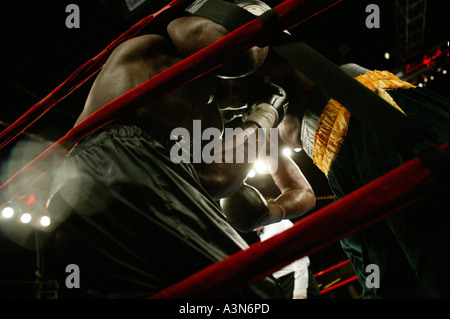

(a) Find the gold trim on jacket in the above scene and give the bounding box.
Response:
[312,70,415,177]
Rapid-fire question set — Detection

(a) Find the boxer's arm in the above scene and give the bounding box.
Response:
[255,50,316,149]
[219,147,315,232]
[75,35,181,126]
[195,120,267,199]
[195,82,288,199]
[267,150,316,219]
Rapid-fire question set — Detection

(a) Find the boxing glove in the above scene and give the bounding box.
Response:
[242,81,289,128]
[214,76,267,110]
[220,183,285,233]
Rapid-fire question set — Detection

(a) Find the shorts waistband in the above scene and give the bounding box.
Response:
[117,117,175,148]
[71,118,176,153]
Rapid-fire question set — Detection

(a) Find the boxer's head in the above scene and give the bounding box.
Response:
[167,0,273,79]
[215,0,272,79]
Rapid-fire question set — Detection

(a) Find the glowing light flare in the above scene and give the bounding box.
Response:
[20,213,32,224]
[247,169,256,178]
[283,148,292,157]
[40,216,51,227]
[2,207,15,219]
[254,160,268,174]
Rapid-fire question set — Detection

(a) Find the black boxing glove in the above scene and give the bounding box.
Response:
[242,82,289,128]
[214,76,267,110]
[220,183,285,233]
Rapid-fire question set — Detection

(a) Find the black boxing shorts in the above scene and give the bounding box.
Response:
[47,119,284,299]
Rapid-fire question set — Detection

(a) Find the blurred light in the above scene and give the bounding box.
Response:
[247,169,256,178]
[283,148,292,157]
[294,148,302,153]
[443,70,447,75]
[418,83,424,87]
[20,213,32,224]
[254,160,268,174]
[40,216,51,227]
[430,75,435,80]
[384,52,390,60]
[424,77,428,82]
[2,207,14,219]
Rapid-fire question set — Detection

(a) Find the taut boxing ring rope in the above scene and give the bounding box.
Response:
[0,0,448,298]
[0,0,343,203]
[149,146,448,298]
[0,0,184,151]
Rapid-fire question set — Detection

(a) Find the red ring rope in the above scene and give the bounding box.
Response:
[320,276,358,295]
[0,0,185,152]
[149,143,448,298]
[0,0,343,209]
[0,0,447,299]
[313,260,350,278]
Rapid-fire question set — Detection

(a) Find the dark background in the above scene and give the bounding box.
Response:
[0,0,448,299]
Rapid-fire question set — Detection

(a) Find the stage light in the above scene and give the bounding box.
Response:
[443,70,447,74]
[283,148,292,157]
[2,207,14,219]
[40,216,51,227]
[384,52,390,60]
[254,160,268,174]
[294,148,302,153]
[20,213,32,224]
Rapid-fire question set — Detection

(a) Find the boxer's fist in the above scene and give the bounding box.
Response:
[220,183,285,233]
[242,82,289,128]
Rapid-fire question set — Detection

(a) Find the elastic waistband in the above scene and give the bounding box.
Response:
[72,117,176,153]
[118,117,175,148]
